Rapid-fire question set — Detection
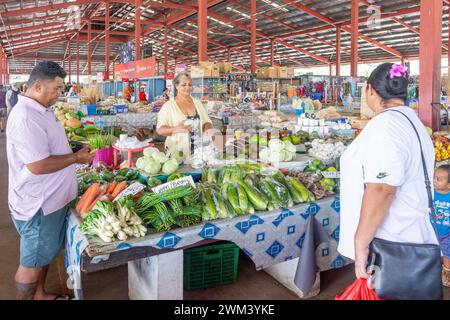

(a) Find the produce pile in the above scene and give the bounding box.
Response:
[75,162,340,243]
[136,147,184,176]
[258,139,297,163]
[433,135,450,162]
[308,139,346,165]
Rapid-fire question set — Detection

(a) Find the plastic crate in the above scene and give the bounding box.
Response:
[184,243,239,290]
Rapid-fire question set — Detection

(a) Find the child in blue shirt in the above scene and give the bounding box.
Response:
[433,165,450,287]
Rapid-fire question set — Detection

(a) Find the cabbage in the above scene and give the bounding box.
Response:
[144,160,161,175]
[259,148,270,162]
[170,150,185,165]
[268,152,283,163]
[283,141,296,153]
[136,157,147,170]
[268,139,285,152]
[283,150,294,162]
[162,158,179,175]
[152,151,169,164]
[143,147,160,157]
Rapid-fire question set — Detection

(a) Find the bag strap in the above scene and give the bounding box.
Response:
[383,109,440,241]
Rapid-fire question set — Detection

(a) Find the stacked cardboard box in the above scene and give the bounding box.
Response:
[278,67,295,78]
[218,62,232,74]
[256,66,278,78]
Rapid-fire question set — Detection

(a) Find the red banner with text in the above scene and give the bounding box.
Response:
[115,57,156,80]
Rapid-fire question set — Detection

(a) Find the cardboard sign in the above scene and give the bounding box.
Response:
[152,176,196,194]
[113,182,147,202]
[321,171,340,179]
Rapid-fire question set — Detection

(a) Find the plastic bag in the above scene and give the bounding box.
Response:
[335,278,381,300]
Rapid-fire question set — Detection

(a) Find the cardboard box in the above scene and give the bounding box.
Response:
[210,66,220,78]
[219,62,232,74]
[191,66,212,78]
[256,67,278,78]
[199,61,216,69]
[278,67,295,78]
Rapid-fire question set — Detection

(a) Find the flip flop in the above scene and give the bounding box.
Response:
[52,294,71,300]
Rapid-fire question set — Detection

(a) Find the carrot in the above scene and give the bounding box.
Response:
[76,183,98,213]
[98,184,108,196]
[106,181,117,194]
[79,183,100,214]
[110,181,127,200]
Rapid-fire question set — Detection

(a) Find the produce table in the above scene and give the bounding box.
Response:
[65,195,351,300]
[84,113,158,127]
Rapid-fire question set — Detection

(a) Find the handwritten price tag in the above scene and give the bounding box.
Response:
[321,171,340,179]
[152,176,196,194]
[113,182,147,202]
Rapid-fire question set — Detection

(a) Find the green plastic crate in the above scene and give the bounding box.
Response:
[184,243,239,290]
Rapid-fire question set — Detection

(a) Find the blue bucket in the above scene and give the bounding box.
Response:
[87,104,97,116]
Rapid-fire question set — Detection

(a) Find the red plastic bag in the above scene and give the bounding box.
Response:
[335,278,381,300]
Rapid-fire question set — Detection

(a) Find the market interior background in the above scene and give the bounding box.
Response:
[1,0,450,300]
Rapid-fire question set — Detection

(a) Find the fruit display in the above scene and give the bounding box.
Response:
[258,110,292,129]
[308,139,346,165]
[136,147,184,176]
[433,135,450,162]
[259,139,297,163]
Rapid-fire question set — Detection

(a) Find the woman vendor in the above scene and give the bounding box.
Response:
[156,73,213,158]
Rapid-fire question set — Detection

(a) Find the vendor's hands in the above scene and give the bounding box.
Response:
[173,120,192,134]
[75,145,95,164]
[354,246,371,280]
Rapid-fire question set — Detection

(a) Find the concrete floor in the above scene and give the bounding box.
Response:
[0,132,448,300]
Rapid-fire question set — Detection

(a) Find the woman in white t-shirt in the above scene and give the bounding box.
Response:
[337,63,438,280]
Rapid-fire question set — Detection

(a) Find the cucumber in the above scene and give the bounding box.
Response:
[207,168,216,184]
[217,167,226,184]
[211,189,228,219]
[222,166,232,184]
[236,184,249,214]
[221,183,229,200]
[271,179,294,208]
[261,179,281,210]
[224,198,237,218]
[237,178,268,211]
[229,166,237,183]
[290,177,309,202]
[227,184,242,215]
[201,167,208,183]
[204,188,217,220]
[307,190,316,202]
[278,176,303,204]
[244,176,255,187]
[248,202,255,214]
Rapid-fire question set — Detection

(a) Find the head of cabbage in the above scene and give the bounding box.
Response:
[162,158,179,175]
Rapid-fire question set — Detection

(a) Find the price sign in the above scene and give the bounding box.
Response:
[113,182,147,202]
[321,171,340,179]
[152,176,196,194]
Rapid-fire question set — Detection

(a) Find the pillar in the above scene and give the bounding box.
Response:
[164,25,168,74]
[227,48,231,62]
[88,18,92,77]
[105,0,110,80]
[250,0,257,73]
[351,0,359,77]
[76,32,80,84]
[135,0,141,61]
[336,26,341,76]
[0,53,3,84]
[270,39,275,66]
[198,0,208,62]
[68,41,72,83]
[419,0,443,131]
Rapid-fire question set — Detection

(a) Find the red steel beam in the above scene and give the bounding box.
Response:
[6,30,75,45]
[68,39,72,83]
[2,12,70,27]
[270,40,274,66]
[351,0,358,76]
[88,19,92,76]
[91,16,164,26]
[105,0,110,79]
[9,38,68,52]
[135,0,142,61]
[1,0,103,18]
[164,24,168,74]
[250,0,256,73]
[111,0,196,10]
[4,22,66,36]
[77,32,80,83]
[336,26,341,76]
[15,55,108,62]
[419,0,443,131]
[207,11,330,64]
[198,0,208,62]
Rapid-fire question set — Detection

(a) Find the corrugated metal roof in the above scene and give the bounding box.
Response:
[0,0,446,75]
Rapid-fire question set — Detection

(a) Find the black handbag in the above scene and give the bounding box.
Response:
[367,109,443,300]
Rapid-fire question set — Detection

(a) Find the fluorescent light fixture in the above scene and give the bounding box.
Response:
[261,0,289,12]
[208,17,234,28]
[226,6,250,19]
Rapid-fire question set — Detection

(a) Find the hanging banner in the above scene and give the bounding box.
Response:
[115,56,156,80]
[135,56,157,78]
[175,63,187,75]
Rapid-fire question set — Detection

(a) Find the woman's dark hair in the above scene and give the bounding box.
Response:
[27,60,67,88]
[367,62,409,102]
[173,73,191,97]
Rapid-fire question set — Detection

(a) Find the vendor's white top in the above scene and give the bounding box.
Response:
[156,97,211,156]
[338,106,438,260]
[6,95,77,221]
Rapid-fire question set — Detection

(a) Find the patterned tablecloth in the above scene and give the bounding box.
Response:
[85,113,158,127]
[65,196,351,299]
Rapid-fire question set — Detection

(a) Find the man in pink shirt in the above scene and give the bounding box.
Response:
[6,61,94,300]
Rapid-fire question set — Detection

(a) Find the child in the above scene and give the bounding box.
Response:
[433,164,450,287]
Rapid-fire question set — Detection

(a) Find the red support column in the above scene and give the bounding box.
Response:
[419,0,443,131]
[329,63,333,77]
[88,18,92,77]
[351,0,359,77]
[164,25,168,74]
[227,48,231,62]
[270,39,275,66]
[76,32,80,84]
[250,0,257,73]
[135,0,141,61]
[401,57,405,66]
[68,41,72,83]
[336,26,341,76]
[105,0,110,80]
[0,53,3,85]
[198,0,208,62]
